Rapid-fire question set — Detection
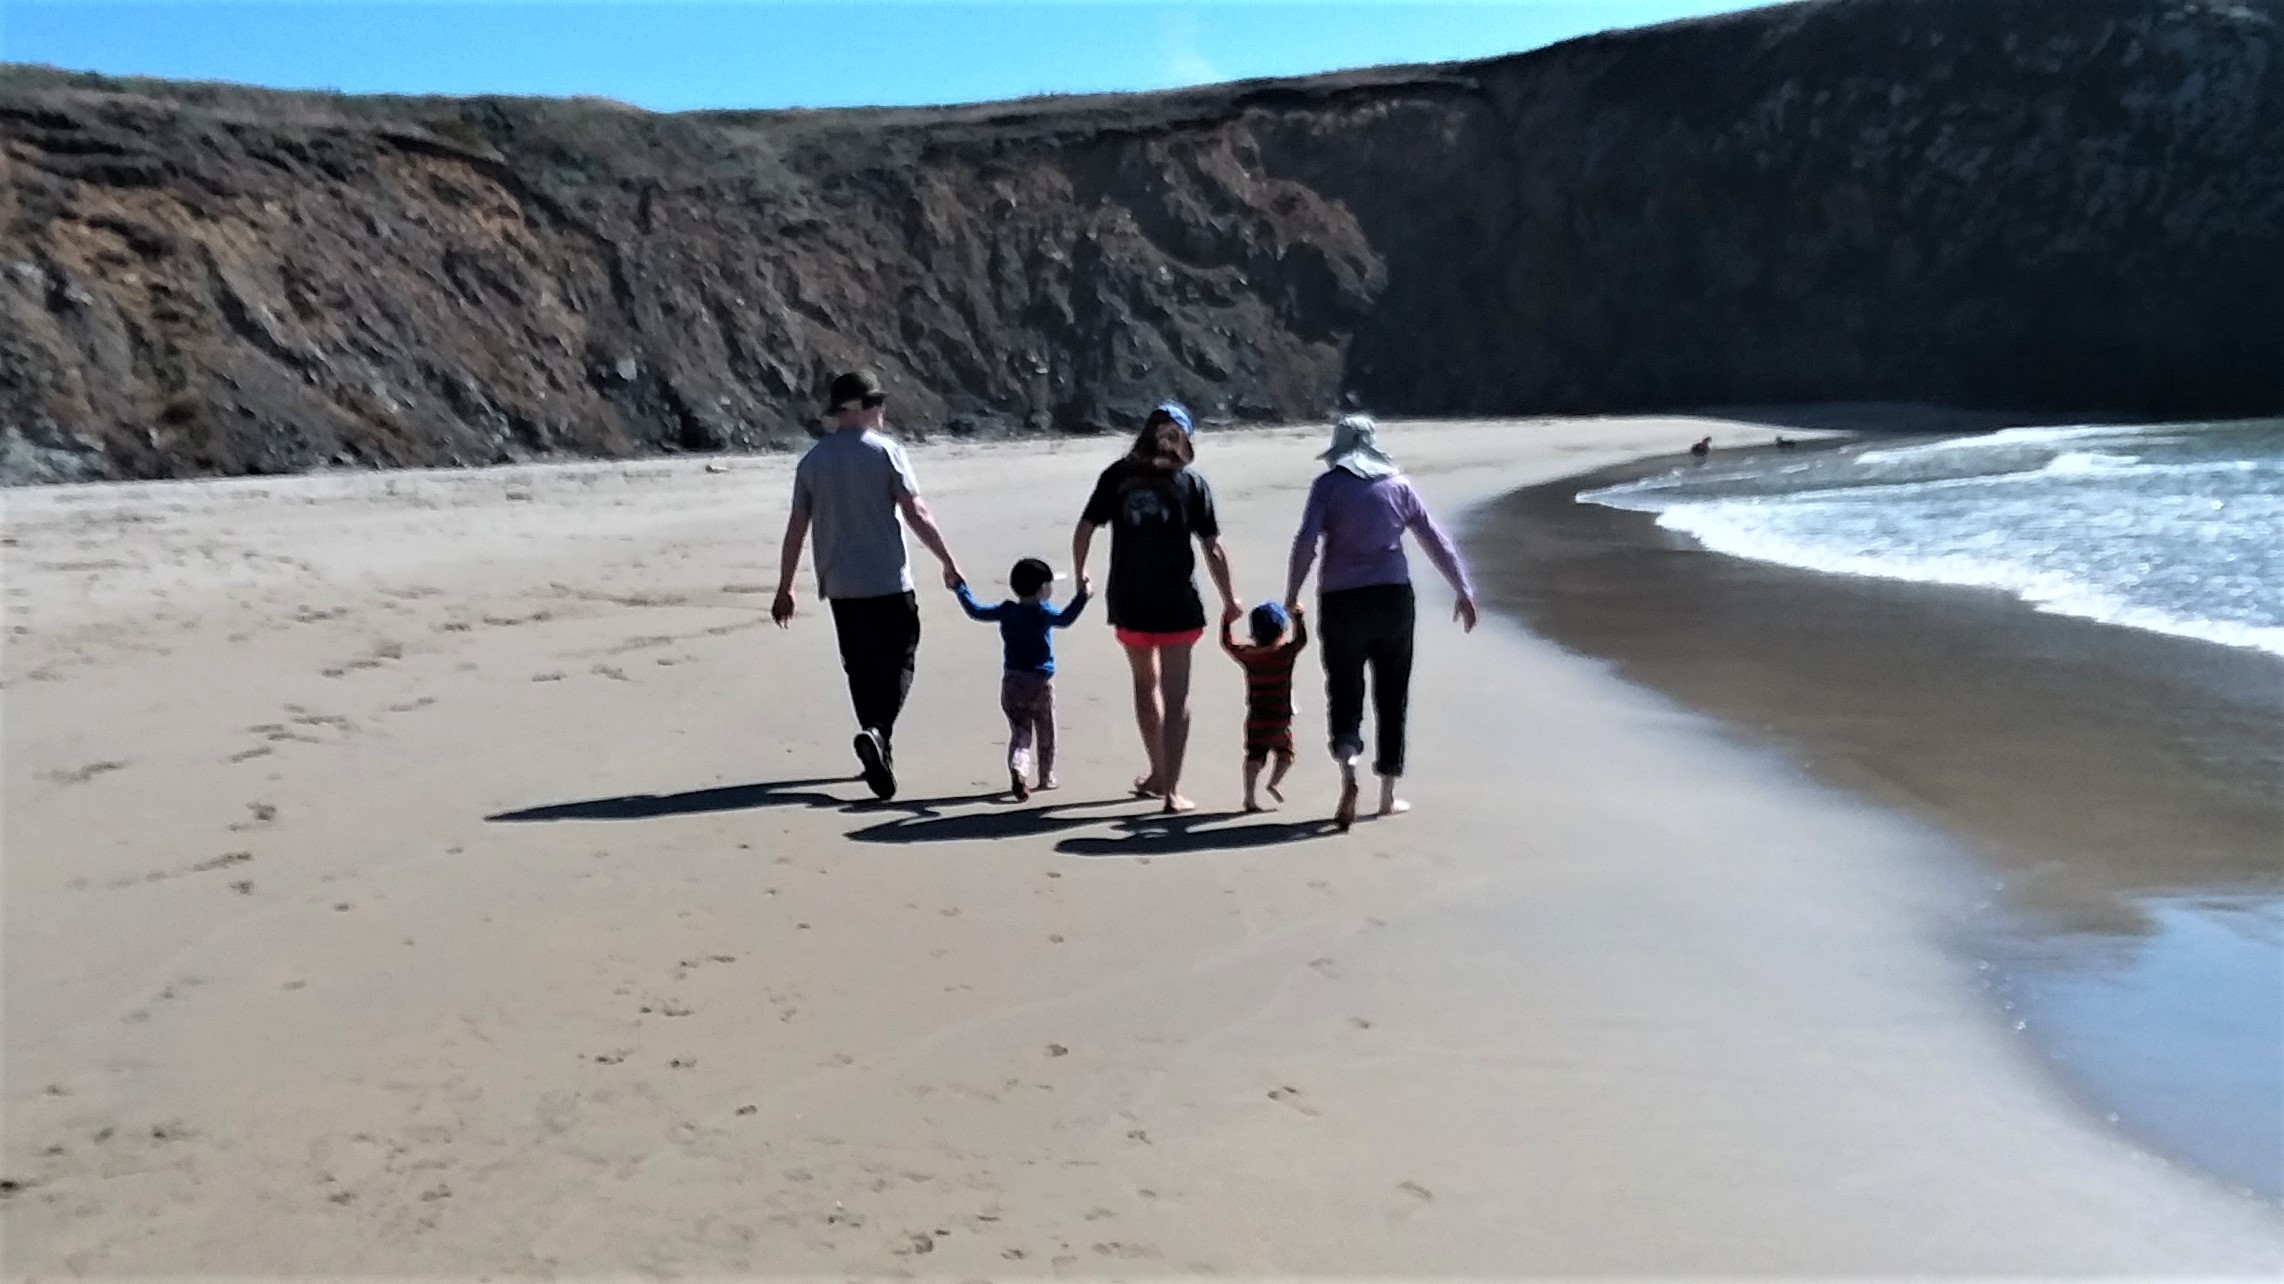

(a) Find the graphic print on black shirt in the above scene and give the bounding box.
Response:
[1080,461,1220,634]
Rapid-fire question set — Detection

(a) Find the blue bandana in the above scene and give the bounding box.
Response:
[1249,601,1289,640]
[1153,401,1194,435]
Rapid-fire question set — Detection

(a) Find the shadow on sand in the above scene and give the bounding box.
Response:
[486,778,1332,855]
[485,777,998,823]
[844,795,1137,845]
[1054,809,1334,857]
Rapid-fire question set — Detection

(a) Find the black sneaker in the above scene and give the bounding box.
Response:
[853,729,896,800]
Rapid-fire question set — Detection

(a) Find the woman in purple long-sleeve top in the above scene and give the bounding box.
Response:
[1284,415,1478,830]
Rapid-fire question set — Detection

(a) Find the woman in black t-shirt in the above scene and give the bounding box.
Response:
[1072,401,1241,813]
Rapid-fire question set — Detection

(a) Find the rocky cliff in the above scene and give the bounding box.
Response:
[3,0,2279,483]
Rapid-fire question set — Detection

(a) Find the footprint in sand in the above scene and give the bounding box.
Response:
[50,761,125,786]
[229,802,277,832]
[1268,1086,1319,1116]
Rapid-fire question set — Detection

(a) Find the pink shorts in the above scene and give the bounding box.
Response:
[1115,627,1205,650]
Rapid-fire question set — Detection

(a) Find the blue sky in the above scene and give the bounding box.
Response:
[3,1,1757,112]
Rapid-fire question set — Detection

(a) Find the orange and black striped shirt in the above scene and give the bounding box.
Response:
[1221,615,1309,756]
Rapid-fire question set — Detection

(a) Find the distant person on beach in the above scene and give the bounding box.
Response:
[1221,600,1308,812]
[1073,400,1241,814]
[1690,434,1713,459]
[772,368,965,800]
[954,558,1091,801]
[1286,414,1477,831]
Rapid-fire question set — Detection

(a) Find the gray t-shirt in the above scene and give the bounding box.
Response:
[792,429,921,600]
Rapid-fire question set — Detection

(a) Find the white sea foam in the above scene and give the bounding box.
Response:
[1579,418,2284,659]
[1851,423,2119,465]
[1653,501,2284,657]
[2042,450,2143,474]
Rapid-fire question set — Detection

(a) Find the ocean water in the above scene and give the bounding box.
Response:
[1579,419,2284,657]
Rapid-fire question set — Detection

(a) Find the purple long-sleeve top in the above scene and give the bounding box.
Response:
[1287,468,1474,599]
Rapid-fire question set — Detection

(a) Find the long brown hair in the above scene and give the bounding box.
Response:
[1123,411,1194,471]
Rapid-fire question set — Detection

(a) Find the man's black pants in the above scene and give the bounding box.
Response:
[1319,582,1416,778]
[828,591,921,753]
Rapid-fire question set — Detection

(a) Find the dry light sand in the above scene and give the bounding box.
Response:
[4,417,2279,1278]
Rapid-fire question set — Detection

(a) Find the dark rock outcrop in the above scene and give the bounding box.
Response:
[3,0,2278,483]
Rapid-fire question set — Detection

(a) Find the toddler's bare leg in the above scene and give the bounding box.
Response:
[1266,750,1294,802]
[1243,756,1265,812]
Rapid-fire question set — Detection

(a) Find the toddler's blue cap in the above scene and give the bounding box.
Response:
[1152,401,1194,435]
[1249,601,1289,635]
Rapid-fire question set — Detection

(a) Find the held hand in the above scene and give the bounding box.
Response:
[1454,595,1479,633]
[1221,599,1244,627]
[772,588,797,628]
[1079,574,1094,596]
[941,563,964,592]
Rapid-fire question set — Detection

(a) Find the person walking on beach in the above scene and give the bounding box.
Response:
[772,369,965,800]
[1285,414,1478,830]
[1073,401,1241,814]
[1221,601,1308,812]
[953,558,1091,801]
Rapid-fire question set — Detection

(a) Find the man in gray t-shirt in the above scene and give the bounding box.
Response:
[773,369,964,799]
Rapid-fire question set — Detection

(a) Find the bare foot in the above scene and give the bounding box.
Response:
[1266,781,1285,803]
[1162,794,1197,814]
[1037,776,1061,791]
[1132,775,1164,798]
[1334,767,1359,832]
[1378,798,1411,817]
[1011,771,1031,802]
[1243,799,1265,814]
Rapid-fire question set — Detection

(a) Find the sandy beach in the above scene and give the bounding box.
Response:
[5,416,2280,1276]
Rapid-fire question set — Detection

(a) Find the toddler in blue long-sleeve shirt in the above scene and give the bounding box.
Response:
[954,558,1090,799]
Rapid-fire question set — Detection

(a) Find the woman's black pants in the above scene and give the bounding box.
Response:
[1319,582,1416,778]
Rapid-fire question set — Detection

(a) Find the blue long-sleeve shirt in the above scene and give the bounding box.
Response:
[955,584,1090,674]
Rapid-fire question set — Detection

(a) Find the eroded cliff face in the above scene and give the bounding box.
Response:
[2,0,2278,483]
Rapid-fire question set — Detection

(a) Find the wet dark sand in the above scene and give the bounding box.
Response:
[1470,448,2284,1202]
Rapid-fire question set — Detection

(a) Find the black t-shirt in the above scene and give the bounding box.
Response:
[1081,460,1220,633]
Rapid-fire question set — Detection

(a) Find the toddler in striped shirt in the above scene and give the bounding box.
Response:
[1221,601,1308,812]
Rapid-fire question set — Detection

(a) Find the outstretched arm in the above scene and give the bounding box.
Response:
[772,505,811,627]
[953,582,1005,622]
[1071,521,1098,589]
[1285,480,1326,609]
[1201,537,1240,624]
[1404,488,1478,633]
[1284,607,1310,655]
[899,492,964,591]
[1219,615,1244,659]
[1052,589,1091,628]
